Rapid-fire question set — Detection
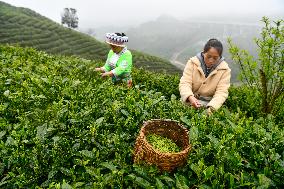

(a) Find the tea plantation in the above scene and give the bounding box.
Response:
[0,45,283,188]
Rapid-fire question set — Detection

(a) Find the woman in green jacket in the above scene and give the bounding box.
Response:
[95,32,133,87]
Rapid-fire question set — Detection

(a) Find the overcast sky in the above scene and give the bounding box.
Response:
[1,0,283,28]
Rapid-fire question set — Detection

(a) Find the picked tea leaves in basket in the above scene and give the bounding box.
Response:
[134,119,191,172]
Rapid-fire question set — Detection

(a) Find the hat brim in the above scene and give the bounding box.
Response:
[105,40,125,47]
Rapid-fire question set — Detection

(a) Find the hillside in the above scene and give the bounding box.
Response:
[0,1,180,74]
[0,45,283,188]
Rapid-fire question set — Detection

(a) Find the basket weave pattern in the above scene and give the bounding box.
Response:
[133,119,191,172]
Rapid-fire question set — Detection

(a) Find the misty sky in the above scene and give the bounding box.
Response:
[1,0,283,28]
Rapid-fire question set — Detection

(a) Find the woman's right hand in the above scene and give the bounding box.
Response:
[95,67,102,72]
[188,96,201,109]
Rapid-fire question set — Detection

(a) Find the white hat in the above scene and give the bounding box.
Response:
[105,33,128,47]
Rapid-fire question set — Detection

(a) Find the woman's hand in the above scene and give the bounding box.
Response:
[101,71,113,78]
[95,67,105,72]
[206,106,214,116]
[188,96,201,109]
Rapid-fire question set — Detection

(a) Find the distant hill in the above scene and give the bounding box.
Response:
[0,1,180,74]
[125,15,264,82]
[93,15,262,61]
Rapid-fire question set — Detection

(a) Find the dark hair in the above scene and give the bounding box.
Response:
[203,39,223,56]
[115,32,126,36]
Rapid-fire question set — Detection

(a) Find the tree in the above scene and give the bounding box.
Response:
[228,17,284,115]
[61,8,78,29]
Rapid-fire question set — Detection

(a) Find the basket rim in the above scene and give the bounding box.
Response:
[143,119,184,124]
[142,119,189,131]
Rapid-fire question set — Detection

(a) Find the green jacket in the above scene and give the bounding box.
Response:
[103,48,132,82]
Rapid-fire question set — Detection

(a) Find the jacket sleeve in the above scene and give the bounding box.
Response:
[207,68,231,110]
[112,53,132,76]
[179,59,194,103]
[103,51,112,72]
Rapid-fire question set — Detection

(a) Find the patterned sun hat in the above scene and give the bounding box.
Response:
[105,33,129,47]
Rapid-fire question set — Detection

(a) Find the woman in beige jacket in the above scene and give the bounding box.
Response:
[179,39,231,114]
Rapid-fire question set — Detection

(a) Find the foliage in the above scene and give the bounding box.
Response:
[228,17,284,115]
[0,45,283,188]
[61,8,79,29]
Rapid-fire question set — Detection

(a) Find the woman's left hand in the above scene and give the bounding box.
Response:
[101,71,113,78]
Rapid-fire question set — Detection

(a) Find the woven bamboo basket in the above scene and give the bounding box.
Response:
[133,119,191,172]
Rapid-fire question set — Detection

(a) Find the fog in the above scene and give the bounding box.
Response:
[1,0,283,28]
